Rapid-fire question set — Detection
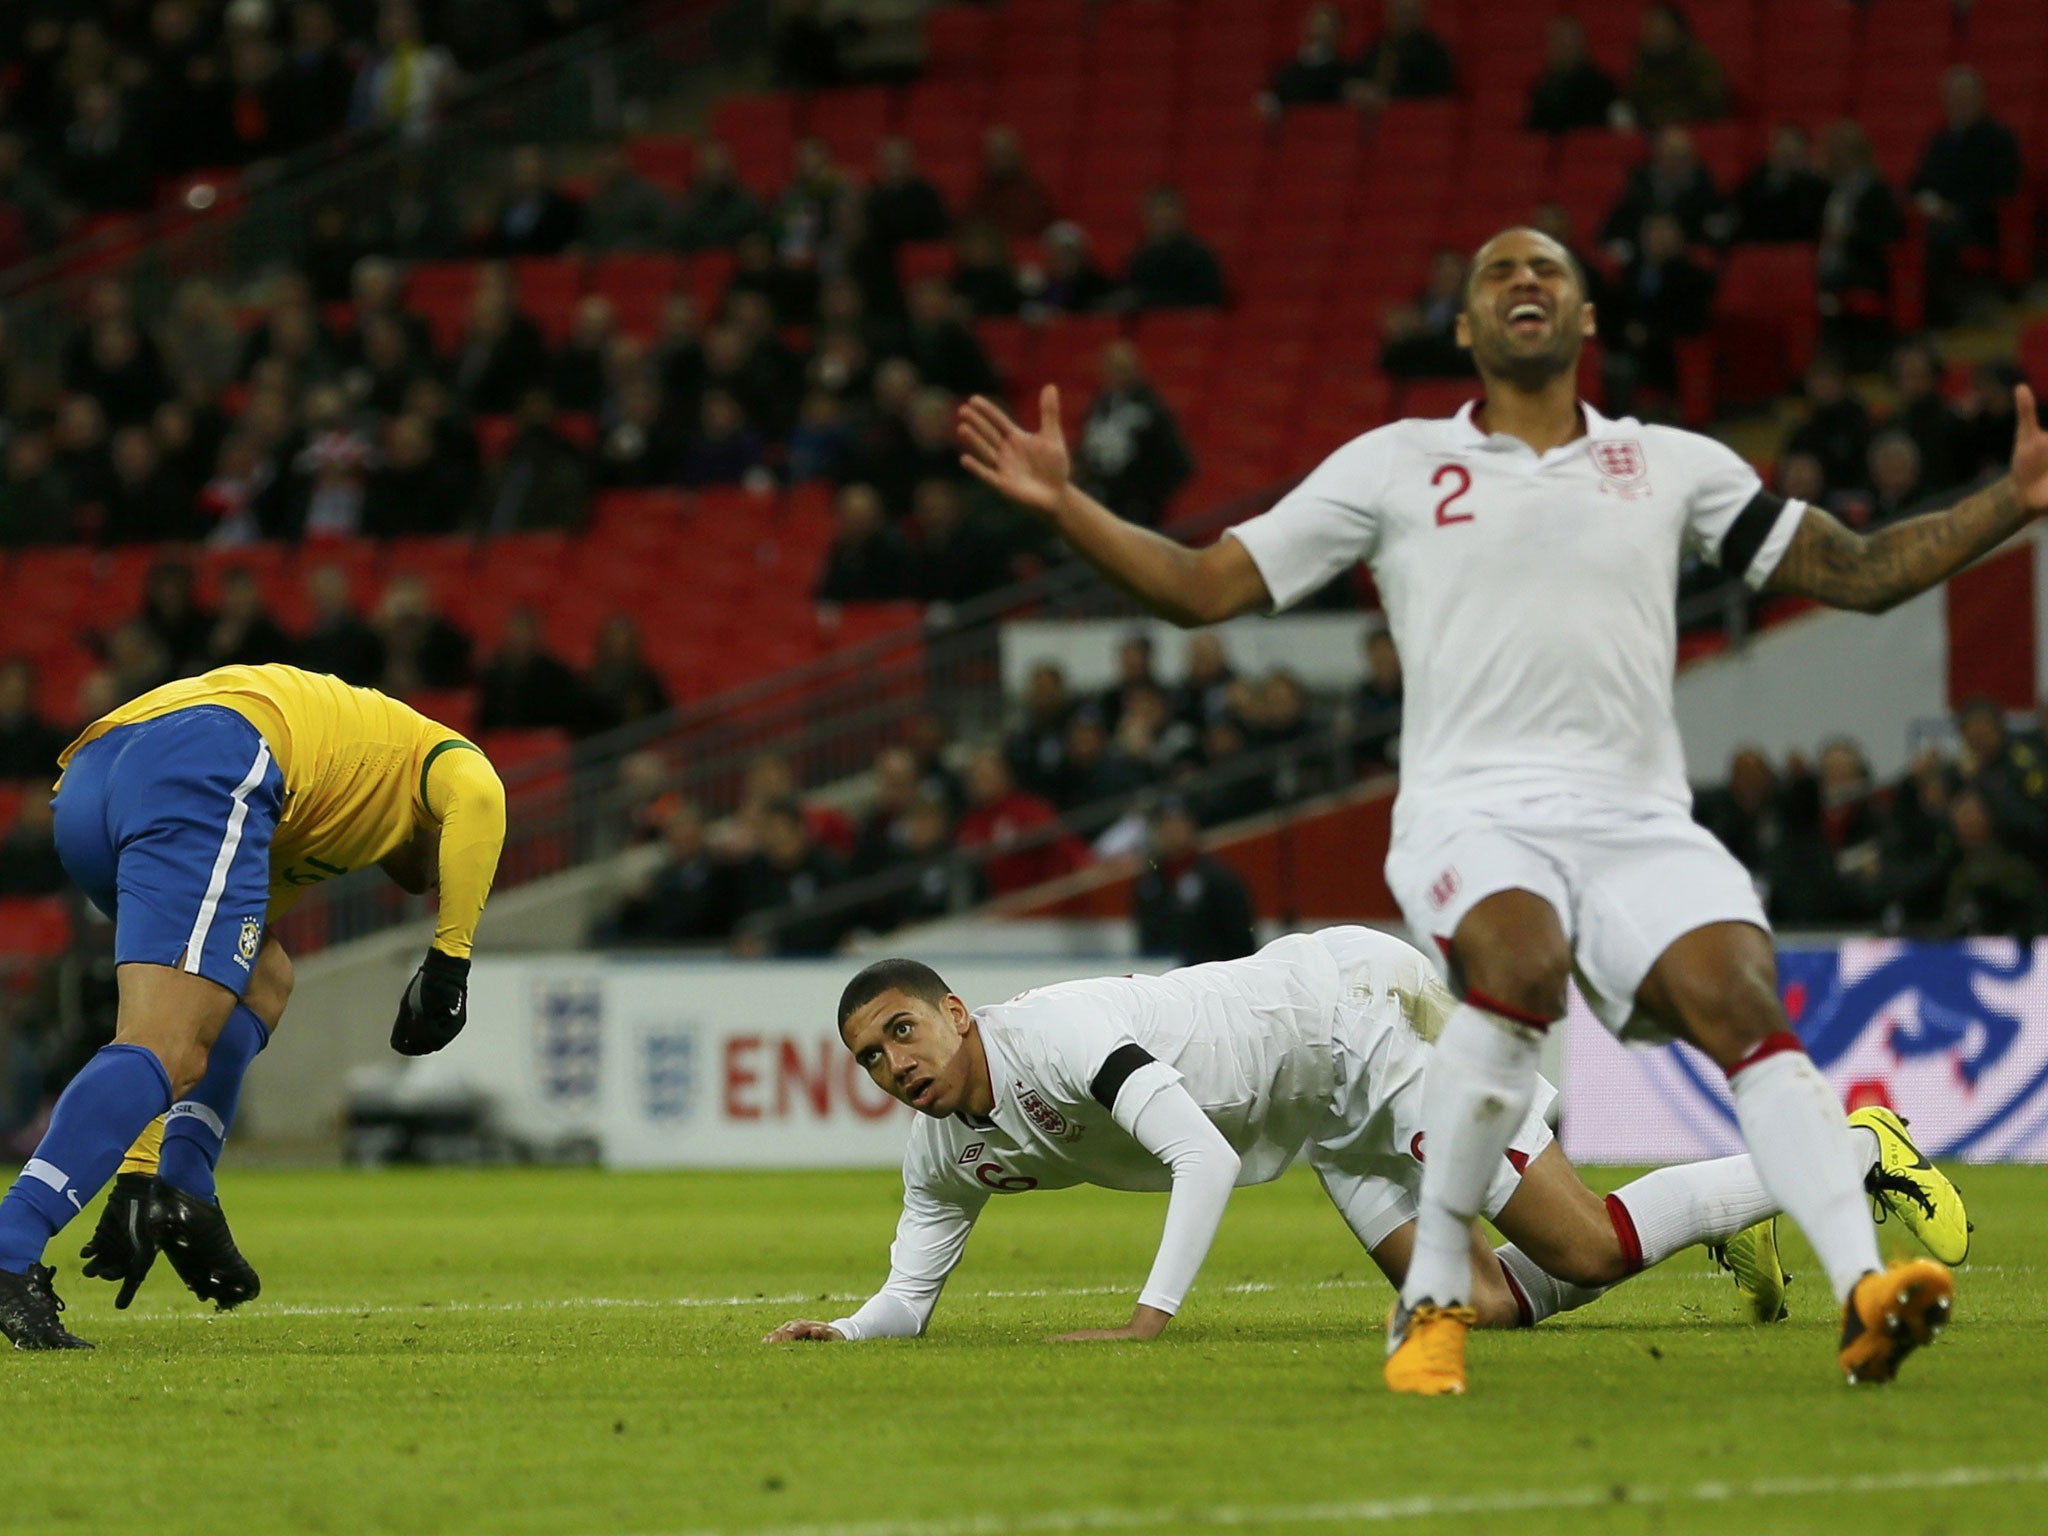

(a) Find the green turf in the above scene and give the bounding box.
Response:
[0,1162,2040,1536]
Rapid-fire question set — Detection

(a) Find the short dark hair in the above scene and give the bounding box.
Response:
[837,958,953,1033]
[1461,228,1589,314]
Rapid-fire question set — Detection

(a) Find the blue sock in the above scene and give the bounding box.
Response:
[0,1043,173,1273]
[159,1005,269,1204]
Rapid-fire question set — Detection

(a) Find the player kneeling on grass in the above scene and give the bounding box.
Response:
[765,928,1965,1346]
[0,664,506,1349]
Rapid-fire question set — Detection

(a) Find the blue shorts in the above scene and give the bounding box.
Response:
[52,705,284,996]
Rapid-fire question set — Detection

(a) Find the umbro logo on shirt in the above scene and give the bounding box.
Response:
[957,1142,985,1165]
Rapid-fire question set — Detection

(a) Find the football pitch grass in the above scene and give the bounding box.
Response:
[1,1163,2043,1536]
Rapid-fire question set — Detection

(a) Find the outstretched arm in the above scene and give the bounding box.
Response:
[764,1184,983,1344]
[1053,1079,1242,1343]
[958,386,1272,627]
[1766,385,2048,614]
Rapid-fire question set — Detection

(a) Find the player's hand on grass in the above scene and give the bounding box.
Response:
[2011,384,2048,516]
[79,1171,161,1309]
[958,386,1071,516]
[390,948,469,1055]
[1050,1304,1171,1343]
[762,1319,845,1343]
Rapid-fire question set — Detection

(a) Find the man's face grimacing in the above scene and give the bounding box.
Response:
[1454,228,1595,390]
[840,988,978,1116]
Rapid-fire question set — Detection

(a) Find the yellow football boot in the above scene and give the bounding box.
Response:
[1711,1218,1791,1323]
[1850,1107,1972,1265]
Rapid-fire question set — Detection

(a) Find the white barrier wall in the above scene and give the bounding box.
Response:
[407,956,1104,1168]
[1002,615,1378,695]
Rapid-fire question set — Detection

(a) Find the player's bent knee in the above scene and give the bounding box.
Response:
[1462,948,1571,1022]
[243,941,293,1029]
[1673,966,1783,1067]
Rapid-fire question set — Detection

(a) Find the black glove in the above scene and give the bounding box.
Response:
[80,1171,161,1309]
[390,948,470,1056]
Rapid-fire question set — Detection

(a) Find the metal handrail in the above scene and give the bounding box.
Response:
[715,714,1393,953]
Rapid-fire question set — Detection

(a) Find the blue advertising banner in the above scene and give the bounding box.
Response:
[1563,939,2048,1164]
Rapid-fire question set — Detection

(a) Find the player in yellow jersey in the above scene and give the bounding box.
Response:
[0,664,505,1349]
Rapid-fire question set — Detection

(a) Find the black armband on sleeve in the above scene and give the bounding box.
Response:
[1719,488,1788,579]
[1090,1043,1157,1113]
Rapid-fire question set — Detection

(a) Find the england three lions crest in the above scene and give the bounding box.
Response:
[1593,439,1651,499]
[1016,1085,1081,1142]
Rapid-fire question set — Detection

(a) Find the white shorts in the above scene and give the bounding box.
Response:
[1383,792,1771,1039]
[1305,977,1556,1252]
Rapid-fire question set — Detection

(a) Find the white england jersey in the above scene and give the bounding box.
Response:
[1227,403,1807,834]
[832,929,1464,1337]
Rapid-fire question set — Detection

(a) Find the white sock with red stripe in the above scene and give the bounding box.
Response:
[1606,1156,1779,1270]
[1727,1032,1880,1303]
[1399,999,1547,1311]
[1492,1244,1603,1325]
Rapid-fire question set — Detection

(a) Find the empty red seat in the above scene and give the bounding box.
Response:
[803,86,897,172]
[625,133,695,194]
[407,689,477,737]
[0,896,70,959]
[709,94,800,193]
[923,4,994,76]
[591,252,684,338]
[2020,318,2048,389]
[477,729,572,785]
[1713,244,1820,403]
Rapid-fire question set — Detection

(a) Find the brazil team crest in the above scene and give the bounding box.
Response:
[237,916,262,967]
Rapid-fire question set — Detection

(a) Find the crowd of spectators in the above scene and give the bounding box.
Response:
[596,623,1397,957]
[1695,699,2048,941]
[1,113,1211,574]
[0,545,674,805]
[0,0,632,266]
[1775,343,2031,528]
[1377,59,2027,406]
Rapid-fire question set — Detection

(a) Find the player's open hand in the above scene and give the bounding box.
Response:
[762,1319,845,1343]
[1049,1304,1171,1343]
[958,386,1071,517]
[2011,384,2048,516]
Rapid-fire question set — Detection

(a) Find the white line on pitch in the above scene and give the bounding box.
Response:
[621,1462,2048,1536]
[110,1265,2026,1323]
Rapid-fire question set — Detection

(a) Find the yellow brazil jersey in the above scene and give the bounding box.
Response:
[59,664,506,957]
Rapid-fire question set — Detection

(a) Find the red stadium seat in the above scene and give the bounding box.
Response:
[895,240,954,287]
[803,87,897,173]
[510,256,586,345]
[898,79,991,168]
[625,133,695,195]
[1713,244,1820,403]
[382,536,477,603]
[2020,318,2048,391]
[591,253,685,339]
[0,896,71,960]
[975,318,1038,398]
[406,689,476,737]
[923,4,994,76]
[709,93,801,194]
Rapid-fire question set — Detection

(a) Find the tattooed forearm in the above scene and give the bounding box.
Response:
[1766,478,2033,614]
